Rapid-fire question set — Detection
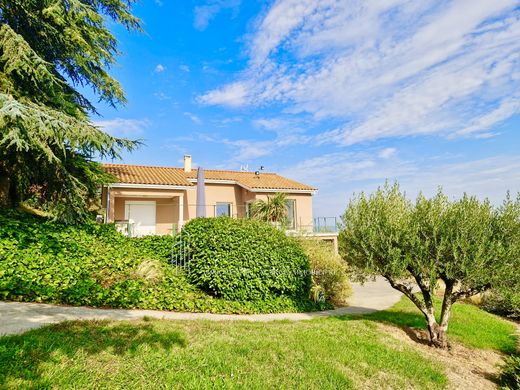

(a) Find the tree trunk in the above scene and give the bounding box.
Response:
[0,162,19,208]
[425,282,454,349]
[423,309,447,348]
[0,169,10,207]
[384,275,452,349]
[427,322,449,349]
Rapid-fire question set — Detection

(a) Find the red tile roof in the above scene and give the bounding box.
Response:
[103,164,316,192]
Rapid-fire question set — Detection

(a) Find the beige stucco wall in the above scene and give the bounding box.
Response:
[105,184,314,234]
[107,187,189,235]
[239,189,314,231]
[185,183,245,219]
[112,197,178,235]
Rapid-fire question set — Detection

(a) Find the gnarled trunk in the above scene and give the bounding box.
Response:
[384,275,454,349]
[426,320,449,349]
[425,281,454,349]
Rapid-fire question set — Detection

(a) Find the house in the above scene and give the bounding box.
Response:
[101,155,317,237]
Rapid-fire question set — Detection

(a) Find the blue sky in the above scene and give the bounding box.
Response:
[93,0,520,217]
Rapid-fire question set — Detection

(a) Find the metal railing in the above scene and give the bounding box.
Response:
[114,213,341,237]
[115,220,135,237]
[312,217,341,233]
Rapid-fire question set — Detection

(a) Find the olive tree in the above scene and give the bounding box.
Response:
[339,183,520,348]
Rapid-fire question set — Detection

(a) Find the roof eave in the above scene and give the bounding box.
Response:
[186,178,316,194]
[108,183,194,190]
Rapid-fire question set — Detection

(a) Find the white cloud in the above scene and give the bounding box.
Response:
[184,112,202,125]
[378,148,397,159]
[198,82,248,107]
[200,0,520,144]
[154,64,166,73]
[212,117,243,127]
[179,64,190,73]
[283,152,520,216]
[94,118,150,137]
[193,130,310,163]
[224,132,310,162]
[252,118,286,130]
[194,0,241,31]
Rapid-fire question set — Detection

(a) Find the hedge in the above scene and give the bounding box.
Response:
[182,217,312,301]
[0,210,326,313]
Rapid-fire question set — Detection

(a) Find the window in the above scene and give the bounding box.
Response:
[216,202,232,217]
[285,199,296,229]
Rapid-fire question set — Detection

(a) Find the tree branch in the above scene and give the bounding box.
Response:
[452,284,491,301]
[439,279,455,327]
[407,266,433,307]
[384,274,427,314]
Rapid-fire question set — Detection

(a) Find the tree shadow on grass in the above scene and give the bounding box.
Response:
[334,304,518,355]
[346,310,432,339]
[0,319,186,388]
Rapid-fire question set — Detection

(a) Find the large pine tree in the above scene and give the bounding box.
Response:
[0,0,141,221]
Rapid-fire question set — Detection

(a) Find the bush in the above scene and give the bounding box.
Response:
[0,210,324,313]
[500,355,520,389]
[481,289,520,320]
[182,217,312,301]
[297,238,351,305]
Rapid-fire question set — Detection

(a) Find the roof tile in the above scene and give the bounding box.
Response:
[103,164,316,191]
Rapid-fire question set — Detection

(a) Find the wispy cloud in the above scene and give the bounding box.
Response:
[200,0,520,144]
[94,118,150,138]
[184,112,203,125]
[283,152,520,216]
[223,133,311,163]
[154,64,166,73]
[179,64,190,73]
[198,82,247,106]
[378,147,397,159]
[212,117,243,127]
[194,0,241,31]
[154,92,171,101]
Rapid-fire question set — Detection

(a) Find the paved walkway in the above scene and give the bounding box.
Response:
[0,277,401,336]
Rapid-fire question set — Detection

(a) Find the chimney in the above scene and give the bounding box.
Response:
[184,155,192,173]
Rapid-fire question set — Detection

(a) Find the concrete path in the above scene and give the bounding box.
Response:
[0,277,401,336]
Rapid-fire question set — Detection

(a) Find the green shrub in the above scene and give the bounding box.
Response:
[481,289,520,320]
[131,234,177,262]
[297,238,351,305]
[182,217,312,301]
[0,210,324,313]
[500,355,520,389]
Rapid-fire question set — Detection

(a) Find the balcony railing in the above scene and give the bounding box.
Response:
[114,213,341,237]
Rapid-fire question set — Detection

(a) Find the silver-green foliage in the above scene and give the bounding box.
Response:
[339,183,520,348]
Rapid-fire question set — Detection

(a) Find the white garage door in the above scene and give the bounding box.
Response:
[125,201,156,236]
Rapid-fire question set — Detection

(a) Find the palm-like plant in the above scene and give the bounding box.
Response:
[250,192,288,225]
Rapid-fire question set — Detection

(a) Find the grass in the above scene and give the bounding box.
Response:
[363,296,518,354]
[0,318,446,389]
[0,298,516,389]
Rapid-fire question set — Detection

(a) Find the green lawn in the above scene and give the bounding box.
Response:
[363,297,518,354]
[0,299,516,389]
[0,318,445,389]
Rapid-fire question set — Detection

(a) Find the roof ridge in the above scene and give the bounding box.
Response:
[102,163,184,170]
[102,163,277,175]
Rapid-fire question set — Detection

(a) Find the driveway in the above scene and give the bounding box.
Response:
[0,277,402,336]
